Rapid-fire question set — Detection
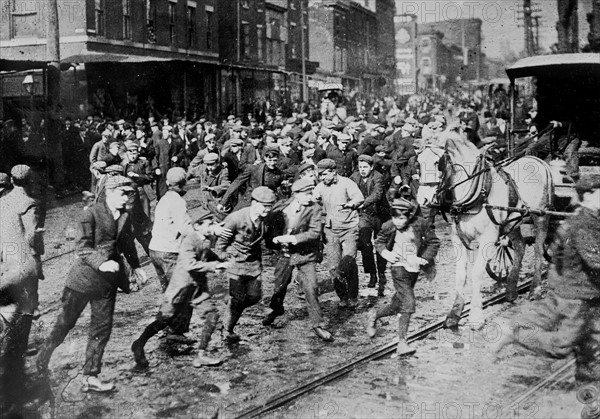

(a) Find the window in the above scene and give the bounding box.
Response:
[169,2,176,45]
[242,22,250,57]
[289,22,296,58]
[187,6,196,48]
[334,46,341,72]
[95,0,105,36]
[146,0,157,43]
[342,48,347,72]
[206,11,213,49]
[257,26,264,61]
[123,0,131,40]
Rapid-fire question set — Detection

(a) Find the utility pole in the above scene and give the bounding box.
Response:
[300,0,307,102]
[524,0,534,56]
[46,0,63,187]
[516,1,541,55]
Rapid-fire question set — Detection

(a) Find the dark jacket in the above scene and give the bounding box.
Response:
[326,147,358,178]
[65,201,140,297]
[264,198,324,265]
[350,170,387,217]
[375,217,440,266]
[221,163,285,210]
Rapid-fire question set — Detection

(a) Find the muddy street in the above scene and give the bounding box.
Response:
[26,188,582,419]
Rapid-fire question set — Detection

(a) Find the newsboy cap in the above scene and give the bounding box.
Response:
[264,145,280,156]
[230,138,244,147]
[292,178,315,193]
[316,158,336,172]
[166,167,187,186]
[105,175,134,191]
[390,197,416,213]
[335,133,351,142]
[10,164,32,182]
[375,145,388,153]
[297,161,315,175]
[251,186,277,204]
[203,153,219,164]
[358,154,373,164]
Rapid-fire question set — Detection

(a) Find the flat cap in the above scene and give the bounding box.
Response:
[230,138,244,147]
[101,129,112,137]
[91,161,108,170]
[125,140,140,151]
[105,164,124,174]
[390,197,416,213]
[203,153,219,164]
[232,125,243,132]
[166,167,187,186]
[292,177,315,193]
[162,125,173,131]
[375,145,388,153]
[194,209,214,224]
[105,175,134,191]
[227,115,236,121]
[116,119,125,125]
[297,161,315,175]
[150,121,158,127]
[358,154,373,164]
[251,186,277,204]
[302,148,316,160]
[264,145,280,156]
[335,133,351,142]
[286,117,296,125]
[319,129,332,139]
[317,158,336,172]
[204,133,216,142]
[10,164,32,181]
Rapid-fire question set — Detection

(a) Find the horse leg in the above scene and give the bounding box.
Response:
[529,215,548,300]
[445,234,469,330]
[506,227,525,303]
[468,231,497,330]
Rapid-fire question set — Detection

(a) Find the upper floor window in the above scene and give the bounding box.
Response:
[169,2,176,45]
[206,11,213,49]
[187,6,197,48]
[95,0,105,36]
[289,22,297,58]
[146,0,157,43]
[257,26,264,61]
[123,0,132,40]
[241,22,250,58]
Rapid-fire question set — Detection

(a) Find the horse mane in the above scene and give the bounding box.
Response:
[440,131,480,164]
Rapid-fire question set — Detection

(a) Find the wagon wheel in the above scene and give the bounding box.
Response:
[486,236,515,283]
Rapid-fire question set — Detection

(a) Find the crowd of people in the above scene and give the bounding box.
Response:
[1,88,598,415]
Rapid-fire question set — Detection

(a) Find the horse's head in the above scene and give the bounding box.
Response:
[416,144,446,208]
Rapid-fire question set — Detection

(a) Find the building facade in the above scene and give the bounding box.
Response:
[1,0,220,120]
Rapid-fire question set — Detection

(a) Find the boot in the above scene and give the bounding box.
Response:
[366,310,378,338]
[131,339,149,369]
[313,327,334,342]
[367,273,377,288]
[377,273,387,297]
[262,309,284,326]
[391,314,415,358]
[192,350,223,367]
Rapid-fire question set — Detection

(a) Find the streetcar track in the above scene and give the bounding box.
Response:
[236,280,534,418]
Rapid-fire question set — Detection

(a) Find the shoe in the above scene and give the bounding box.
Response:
[262,310,284,326]
[166,333,197,345]
[81,376,115,393]
[390,339,416,358]
[338,299,349,308]
[192,350,223,367]
[131,340,149,369]
[348,298,359,309]
[224,332,240,345]
[366,310,378,338]
[367,273,377,288]
[313,327,334,342]
[377,288,385,297]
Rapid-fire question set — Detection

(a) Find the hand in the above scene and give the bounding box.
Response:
[171,156,178,162]
[99,260,119,273]
[155,168,161,175]
[216,203,225,213]
[132,267,148,285]
[339,203,353,210]
[215,261,232,271]
[380,250,401,264]
[273,235,297,245]
[212,222,233,239]
[394,175,402,185]
[127,171,138,178]
[406,255,428,266]
[550,120,562,128]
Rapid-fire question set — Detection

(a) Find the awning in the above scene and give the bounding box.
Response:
[506,53,600,80]
[61,51,172,64]
[0,59,46,72]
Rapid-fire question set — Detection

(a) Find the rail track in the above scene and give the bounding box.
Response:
[235,280,545,419]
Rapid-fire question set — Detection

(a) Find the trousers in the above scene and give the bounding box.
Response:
[375,266,418,318]
[269,258,325,328]
[357,214,387,275]
[227,274,262,332]
[324,227,359,300]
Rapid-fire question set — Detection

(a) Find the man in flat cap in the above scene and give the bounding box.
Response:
[350,154,389,296]
[219,145,285,212]
[314,158,364,308]
[263,178,332,341]
[132,210,232,369]
[192,152,231,220]
[36,175,145,393]
[216,186,277,343]
[153,124,184,199]
[123,141,154,254]
[0,165,45,411]
[327,132,358,178]
[368,198,439,357]
[89,129,114,192]
[188,133,222,177]
[492,177,600,383]
[222,137,245,182]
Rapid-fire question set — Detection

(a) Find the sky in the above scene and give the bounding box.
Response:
[394,0,593,59]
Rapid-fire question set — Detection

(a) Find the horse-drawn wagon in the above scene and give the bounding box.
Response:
[416,54,600,330]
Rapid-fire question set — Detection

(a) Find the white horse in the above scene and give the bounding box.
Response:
[416,132,554,329]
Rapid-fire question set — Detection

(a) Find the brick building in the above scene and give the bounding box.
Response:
[1,0,220,120]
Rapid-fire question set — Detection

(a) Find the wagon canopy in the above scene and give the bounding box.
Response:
[506,53,600,81]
